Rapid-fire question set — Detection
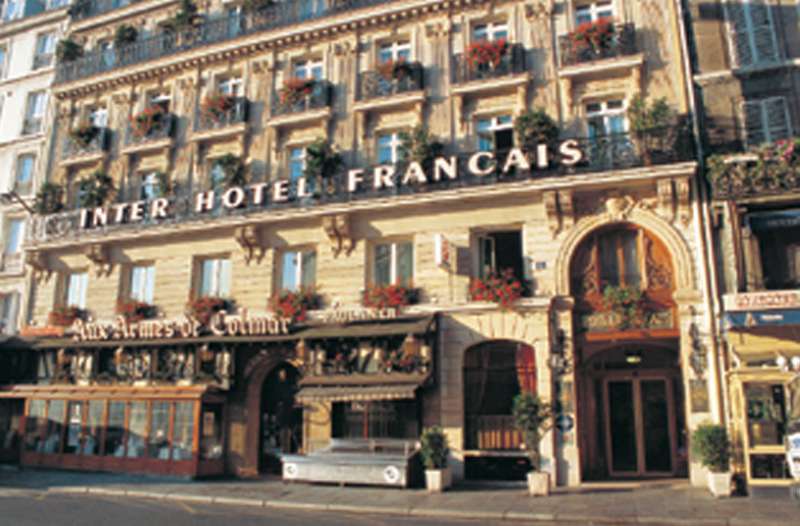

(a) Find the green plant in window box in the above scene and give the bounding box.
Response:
[601,285,649,330]
[514,108,560,158]
[162,0,202,33]
[113,24,138,48]
[35,182,64,215]
[399,126,443,171]
[304,138,343,194]
[212,154,247,187]
[67,0,92,18]
[68,122,100,148]
[154,171,174,197]
[187,297,234,326]
[77,170,114,208]
[627,95,675,166]
[269,287,321,323]
[56,38,84,64]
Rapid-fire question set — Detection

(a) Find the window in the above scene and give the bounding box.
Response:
[126,401,146,458]
[23,91,46,135]
[83,400,104,456]
[209,161,226,190]
[200,404,223,460]
[3,218,24,255]
[149,92,171,113]
[476,115,513,152]
[99,40,114,68]
[280,250,316,291]
[3,0,20,21]
[218,76,243,97]
[14,153,35,194]
[172,402,194,461]
[148,402,171,460]
[298,0,326,20]
[64,401,83,454]
[65,271,88,309]
[0,45,7,79]
[139,172,161,200]
[332,400,419,440]
[727,0,779,68]
[129,264,155,303]
[744,383,791,480]
[373,241,413,287]
[743,97,792,147]
[477,231,524,280]
[289,147,306,182]
[198,257,231,298]
[24,399,46,452]
[472,21,508,42]
[33,32,56,70]
[597,229,641,288]
[293,58,323,80]
[43,400,64,454]
[377,132,404,164]
[586,100,627,136]
[0,292,19,335]
[105,401,126,457]
[378,41,411,63]
[575,1,614,25]
[89,106,108,128]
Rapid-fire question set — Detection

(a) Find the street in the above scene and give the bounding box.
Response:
[0,492,522,526]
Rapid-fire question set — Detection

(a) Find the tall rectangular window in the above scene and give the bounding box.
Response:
[586,100,627,136]
[23,91,46,135]
[3,218,24,255]
[199,258,231,297]
[742,97,792,147]
[280,250,316,291]
[89,106,108,128]
[217,76,243,96]
[289,147,306,182]
[129,264,155,303]
[33,32,56,70]
[476,115,513,152]
[727,0,779,68]
[14,153,35,194]
[65,271,88,309]
[477,231,524,281]
[378,41,411,63]
[377,132,404,164]
[0,45,7,79]
[126,401,146,458]
[3,0,20,21]
[373,241,413,287]
[0,292,19,335]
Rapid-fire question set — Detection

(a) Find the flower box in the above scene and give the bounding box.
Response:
[469,269,523,308]
[270,288,321,323]
[200,93,236,123]
[568,18,615,55]
[187,297,233,325]
[48,306,85,327]
[362,284,419,309]
[130,104,168,138]
[116,299,157,323]
[466,38,509,70]
[68,123,100,147]
[376,59,414,81]
[279,78,316,106]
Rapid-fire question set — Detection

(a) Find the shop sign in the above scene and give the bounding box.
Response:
[724,291,800,312]
[321,307,398,324]
[73,144,583,230]
[71,310,291,342]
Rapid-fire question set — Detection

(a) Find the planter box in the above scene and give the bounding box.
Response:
[425,467,452,493]
[527,471,550,497]
[707,472,732,498]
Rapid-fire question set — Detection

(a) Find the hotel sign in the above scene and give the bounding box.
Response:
[73,144,583,230]
[723,291,800,312]
[71,310,291,342]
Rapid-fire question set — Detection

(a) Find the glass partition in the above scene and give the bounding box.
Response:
[42,400,64,454]
[64,401,84,454]
[84,400,104,455]
[148,402,171,460]
[127,402,147,458]
[106,401,126,457]
[24,399,46,452]
[172,402,194,461]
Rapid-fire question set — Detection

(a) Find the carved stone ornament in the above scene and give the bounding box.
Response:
[234,225,264,263]
[26,251,50,279]
[543,190,575,237]
[85,243,112,276]
[322,213,354,257]
[524,0,553,21]
[604,194,657,221]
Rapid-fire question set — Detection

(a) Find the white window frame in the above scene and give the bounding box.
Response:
[33,32,56,67]
[741,96,793,147]
[89,106,108,128]
[279,249,316,291]
[472,21,509,43]
[129,264,155,304]
[292,58,324,80]
[65,271,88,309]
[378,41,411,63]
[3,217,25,255]
[585,99,628,135]
[373,241,414,285]
[574,1,615,25]
[476,114,513,151]
[376,132,404,164]
[0,44,8,80]
[218,76,244,97]
[23,91,46,134]
[724,0,780,68]
[198,257,231,298]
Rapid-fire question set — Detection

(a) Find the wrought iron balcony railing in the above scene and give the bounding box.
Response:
[124,113,174,147]
[558,22,638,67]
[62,127,109,161]
[26,126,695,245]
[272,80,332,117]
[56,0,389,84]
[195,97,248,132]
[357,62,424,101]
[452,43,526,84]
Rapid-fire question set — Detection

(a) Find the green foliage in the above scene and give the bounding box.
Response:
[242,0,275,13]
[114,25,138,48]
[163,0,202,32]
[213,154,247,187]
[399,126,443,168]
[77,170,114,208]
[627,95,673,133]
[514,108,560,154]
[419,427,449,470]
[67,0,91,18]
[602,285,647,330]
[154,171,173,197]
[511,393,553,470]
[35,182,64,215]
[691,423,731,473]
[56,39,83,64]
[303,138,343,181]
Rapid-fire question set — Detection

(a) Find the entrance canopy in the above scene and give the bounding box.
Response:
[296,373,428,403]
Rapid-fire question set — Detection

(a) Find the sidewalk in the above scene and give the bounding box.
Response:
[0,468,796,525]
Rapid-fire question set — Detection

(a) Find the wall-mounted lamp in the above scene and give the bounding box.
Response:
[625,349,642,365]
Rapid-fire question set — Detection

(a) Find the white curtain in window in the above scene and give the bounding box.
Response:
[130,265,155,303]
[67,272,88,309]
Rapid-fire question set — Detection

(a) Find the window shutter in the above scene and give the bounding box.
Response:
[742,100,766,147]
[728,3,753,67]
[764,97,792,142]
[748,0,779,64]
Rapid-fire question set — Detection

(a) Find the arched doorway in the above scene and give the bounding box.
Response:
[259,362,302,474]
[462,340,536,480]
[569,223,687,480]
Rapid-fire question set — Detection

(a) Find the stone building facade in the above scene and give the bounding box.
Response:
[0,0,723,489]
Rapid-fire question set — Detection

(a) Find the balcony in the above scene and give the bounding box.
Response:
[0,253,23,275]
[56,0,390,84]
[452,43,526,89]
[706,139,800,200]
[61,127,109,166]
[357,62,424,101]
[32,53,54,70]
[270,80,332,127]
[193,97,248,142]
[122,113,174,154]
[558,22,638,68]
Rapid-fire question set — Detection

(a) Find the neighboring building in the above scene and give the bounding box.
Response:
[3,0,721,489]
[685,0,800,495]
[0,0,68,464]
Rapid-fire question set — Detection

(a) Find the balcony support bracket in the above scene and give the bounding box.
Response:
[85,243,112,276]
[322,213,354,257]
[234,225,265,264]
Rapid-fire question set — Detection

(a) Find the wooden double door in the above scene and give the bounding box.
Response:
[602,373,679,478]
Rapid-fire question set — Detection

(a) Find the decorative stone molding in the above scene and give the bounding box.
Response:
[234,225,265,264]
[543,190,576,238]
[604,194,657,221]
[524,0,552,21]
[322,213,354,257]
[85,243,112,275]
[26,251,50,281]
[656,176,692,225]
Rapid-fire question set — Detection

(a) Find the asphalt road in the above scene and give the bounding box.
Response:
[0,492,527,526]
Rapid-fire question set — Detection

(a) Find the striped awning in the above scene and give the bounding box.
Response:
[296,383,421,403]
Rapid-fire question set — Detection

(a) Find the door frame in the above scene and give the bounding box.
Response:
[602,371,679,478]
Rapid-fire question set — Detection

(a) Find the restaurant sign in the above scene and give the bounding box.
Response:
[72,310,291,342]
[723,291,800,312]
[74,144,583,229]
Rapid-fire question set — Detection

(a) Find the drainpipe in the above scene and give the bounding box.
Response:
[673,0,729,427]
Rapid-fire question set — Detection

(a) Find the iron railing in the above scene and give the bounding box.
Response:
[27,126,696,245]
[272,80,332,117]
[452,43,526,84]
[124,113,174,147]
[62,127,108,161]
[357,62,424,101]
[195,96,248,132]
[57,0,390,83]
[558,22,638,67]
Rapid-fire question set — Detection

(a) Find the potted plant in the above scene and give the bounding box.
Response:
[602,285,648,330]
[466,38,509,71]
[162,0,202,33]
[419,427,451,492]
[68,122,100,148]
[270,287,321,323]
[116,299,157,323]
[130,104,168,138]
[77,170,114,208]
[691,423,732,498]
[67,0,92,18]
[362,283,419,309]
[512,392,554,496]
[200,92,236,123]
[514,108,560,157]
[626,95,674,165]
[56,38,83,64]
[35,182,64,215]
[48,306,85,327]
[212,154,247,187]
[377,58,413,81]
[279,77,316,106]
[186,296,232,326]
[114,24,138,48]
[569,18,615,56]
[399,126,443,171]
[469,269,523,309]
[303,138,343,193]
